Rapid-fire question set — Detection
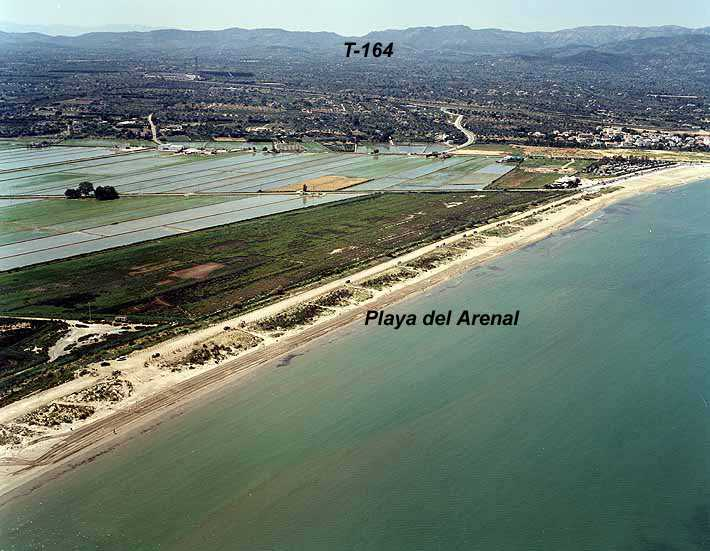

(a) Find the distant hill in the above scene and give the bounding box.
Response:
[0,21,157,36]
[598,33,710,56]
[364,24,710,55]
[0,27,344,54]
[1,24,709,60]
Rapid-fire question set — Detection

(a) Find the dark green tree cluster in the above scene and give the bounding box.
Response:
[65,181,94,199]
[94,186,120,201]
[64,181,119,201]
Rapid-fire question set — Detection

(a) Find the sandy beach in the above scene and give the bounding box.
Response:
[1,163,708,505]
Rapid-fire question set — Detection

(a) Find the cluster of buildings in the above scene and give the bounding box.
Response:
[530,127,710,151]
[497,155,524,163]
[595,127,710,150]
[143,72,199,81]
[157,143,229,155]
[545,176,581,189]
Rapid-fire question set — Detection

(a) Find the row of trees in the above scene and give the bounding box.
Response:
[64,181,120,201]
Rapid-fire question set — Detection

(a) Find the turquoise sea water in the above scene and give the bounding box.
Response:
[1,182,709,550]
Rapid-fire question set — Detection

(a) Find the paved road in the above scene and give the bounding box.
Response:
[442,108,476,150]
[148,113,162,145]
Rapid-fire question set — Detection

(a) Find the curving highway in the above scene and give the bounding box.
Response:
[442,108,476,150]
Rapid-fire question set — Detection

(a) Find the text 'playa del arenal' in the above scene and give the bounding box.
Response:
[365,310,520,330]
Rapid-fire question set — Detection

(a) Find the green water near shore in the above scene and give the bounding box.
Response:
[1,182,709,550]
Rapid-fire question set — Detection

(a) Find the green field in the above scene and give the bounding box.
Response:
[301,141,329,152]
[56,138,156,148]
[488,168,556,189]
[0,195,238,245]
[516,157,591,170]
[457,143,518,153]
[338,156,432,179]
[487,157,593,189]
[445,156,501,173]
[404,156,503,187]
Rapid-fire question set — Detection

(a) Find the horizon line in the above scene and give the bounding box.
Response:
[1,21,709,38]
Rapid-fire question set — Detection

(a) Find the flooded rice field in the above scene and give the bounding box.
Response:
[0,143,509,270]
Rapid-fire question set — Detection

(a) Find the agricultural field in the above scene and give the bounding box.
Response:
[0,143,510,197]
[0,145,128,171]
[54,138,156,148]
[0,191,565,323]
[0,143,520,268]
[453,144,518,155]
[0,195,235,245]
[276,175,368,191]
[346,156,511,191]
[487,157,592,189]
[0,193,354,270]
[367,156,512,191]
[355,143,449,155]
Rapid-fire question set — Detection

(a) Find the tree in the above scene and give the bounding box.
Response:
[94,186,120,201]
[64,188,81,199]
[78,181,94,197]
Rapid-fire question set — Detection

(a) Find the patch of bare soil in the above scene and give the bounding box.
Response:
[525,167,576,174]
[276,175,368,192]
[453,149,510,155]
[128,261,179,277]
[48,320,149,362]
[169,262,225,281]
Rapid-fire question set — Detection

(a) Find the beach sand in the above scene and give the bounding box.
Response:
[1,163,708,504]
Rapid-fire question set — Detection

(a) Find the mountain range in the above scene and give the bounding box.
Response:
[0,22,157,36]
[1,24,709,60]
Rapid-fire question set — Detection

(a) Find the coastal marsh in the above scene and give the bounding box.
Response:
[0,191,562,322]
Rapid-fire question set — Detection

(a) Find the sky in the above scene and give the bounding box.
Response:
[1,0,709,35]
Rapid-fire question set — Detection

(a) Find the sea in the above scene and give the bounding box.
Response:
[1,181,708,551]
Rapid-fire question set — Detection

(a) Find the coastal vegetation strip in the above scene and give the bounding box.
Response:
[312,286,372,308]
[480,223,524,238]
[1,166,707,479]
[0,191,564,406]
[359,267,420,290]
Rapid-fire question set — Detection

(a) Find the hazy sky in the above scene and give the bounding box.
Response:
[1,0,709,35]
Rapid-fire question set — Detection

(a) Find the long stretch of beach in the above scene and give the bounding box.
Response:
[1,163,708,504]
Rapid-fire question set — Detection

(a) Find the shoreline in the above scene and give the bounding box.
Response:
[1,164,708,505]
